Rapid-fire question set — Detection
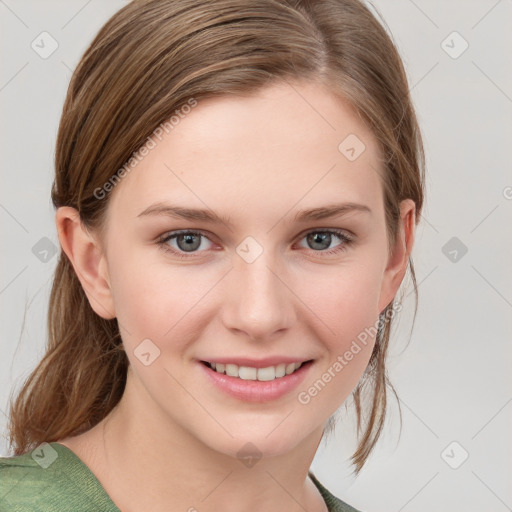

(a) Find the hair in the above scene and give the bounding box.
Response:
[7,0,425,474]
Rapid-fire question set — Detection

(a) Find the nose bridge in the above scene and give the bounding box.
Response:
[222,237,294,339]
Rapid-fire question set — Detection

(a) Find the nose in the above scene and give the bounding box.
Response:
[220,249,296,341]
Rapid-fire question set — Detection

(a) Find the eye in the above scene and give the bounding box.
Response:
[296,229,354,256]
[157,230,214,258]
[157,228,354,259]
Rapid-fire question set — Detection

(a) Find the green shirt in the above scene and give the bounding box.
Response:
[0,442,361,511]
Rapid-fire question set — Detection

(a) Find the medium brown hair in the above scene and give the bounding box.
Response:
[7,0,425,474]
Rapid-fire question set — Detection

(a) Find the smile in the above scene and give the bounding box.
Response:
[199,358,313,402]
[202,361,309,381]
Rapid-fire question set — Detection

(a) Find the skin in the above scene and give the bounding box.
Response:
[56,80,415,512]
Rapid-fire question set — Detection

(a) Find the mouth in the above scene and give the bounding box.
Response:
[200,360,313,381]
[199,358,314,402]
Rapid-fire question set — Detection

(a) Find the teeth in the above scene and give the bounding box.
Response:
[239,366,257,380]
[225,364,238,377]
[257,366,275,381]
[275,363,286,378]
[208,361,305,381]
[285,363,296,375]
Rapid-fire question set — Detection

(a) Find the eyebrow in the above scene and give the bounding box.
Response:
[137,202,372,225]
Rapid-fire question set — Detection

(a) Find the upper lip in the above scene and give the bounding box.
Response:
[199,357,313,368]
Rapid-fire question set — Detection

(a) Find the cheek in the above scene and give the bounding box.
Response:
[302,259,383,343]
[295,267,382,405]
[107,248,217,351]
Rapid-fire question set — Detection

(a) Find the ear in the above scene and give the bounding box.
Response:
[377,199,416,313]
[55,206,116,319]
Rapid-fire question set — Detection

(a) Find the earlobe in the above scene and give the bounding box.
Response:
[378,199,416,314]
[55,207,116,320]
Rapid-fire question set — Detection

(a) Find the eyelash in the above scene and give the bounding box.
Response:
[157,228,354,259]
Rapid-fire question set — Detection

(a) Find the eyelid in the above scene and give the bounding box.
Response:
[296,226,354,240]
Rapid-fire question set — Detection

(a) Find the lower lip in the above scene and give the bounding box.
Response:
[199,360,313,402]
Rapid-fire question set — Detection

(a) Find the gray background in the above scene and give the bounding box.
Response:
[1,1,511,510]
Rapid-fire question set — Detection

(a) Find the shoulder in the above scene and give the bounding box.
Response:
[0,442,65,511]
[309,471,364,512]
[0,442,119,512]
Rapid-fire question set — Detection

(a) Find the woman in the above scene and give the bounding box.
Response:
[0,1,425,510]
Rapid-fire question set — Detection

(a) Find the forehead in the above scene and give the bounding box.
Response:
[108,81,385,224]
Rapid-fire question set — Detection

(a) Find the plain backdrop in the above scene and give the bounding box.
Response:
[1,1,511,511]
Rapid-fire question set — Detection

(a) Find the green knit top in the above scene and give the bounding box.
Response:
[0,442,362,511]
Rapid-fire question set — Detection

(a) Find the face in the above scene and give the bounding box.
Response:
[88,80,410,459]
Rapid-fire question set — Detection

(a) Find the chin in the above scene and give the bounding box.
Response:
[197,421,318,463]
